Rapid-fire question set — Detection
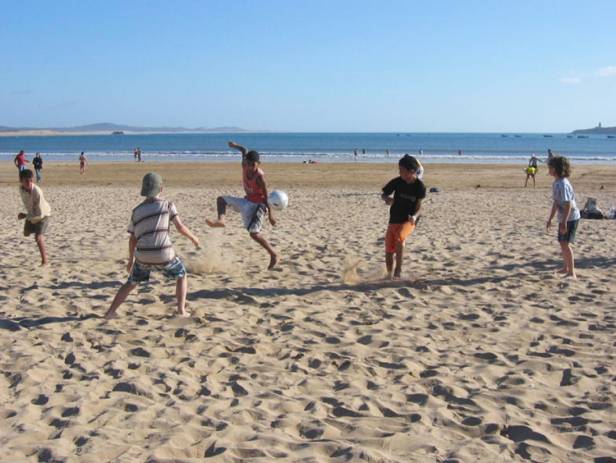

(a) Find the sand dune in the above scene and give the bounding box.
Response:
[1,164,615,462]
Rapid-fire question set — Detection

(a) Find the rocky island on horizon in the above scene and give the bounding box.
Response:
[0,122,251,137]
[572,122,616,135]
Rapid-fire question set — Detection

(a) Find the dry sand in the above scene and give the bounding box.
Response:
[1,162,615,462]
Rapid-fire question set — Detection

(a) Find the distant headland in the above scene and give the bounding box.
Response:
[572,122,616,135]
[0,123,250,137]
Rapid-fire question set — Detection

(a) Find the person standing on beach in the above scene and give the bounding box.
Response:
[14,150,28,173]
[546,156,580,279]
[79,152,87,174]
[206,141,279,269]
[17,169,51,265]
[33,153,43,183]
[381,155,426,279]
[104,173,200,319]
[524,154,540,188]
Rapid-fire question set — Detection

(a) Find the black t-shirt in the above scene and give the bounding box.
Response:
[382,177,426,224]
[33,157,43,169]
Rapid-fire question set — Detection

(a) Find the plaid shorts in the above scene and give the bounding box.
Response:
[128,257,186,283]
[24,217,49,237]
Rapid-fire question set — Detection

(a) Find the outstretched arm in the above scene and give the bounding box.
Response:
[173,217,200,247]
[228,141,247,158]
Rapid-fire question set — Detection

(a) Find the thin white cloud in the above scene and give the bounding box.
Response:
[560,76,581,84]
[597,66,616,77]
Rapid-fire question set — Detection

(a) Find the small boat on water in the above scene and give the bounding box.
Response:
[112,130,124,135]
[543,135,553,138]
[501,134,508,137]
[607,135,615,139]
[577,135,588,139]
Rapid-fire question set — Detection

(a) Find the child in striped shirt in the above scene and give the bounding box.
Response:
[104,173,200,319]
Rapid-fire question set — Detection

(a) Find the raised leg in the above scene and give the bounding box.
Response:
[206,196,228,227]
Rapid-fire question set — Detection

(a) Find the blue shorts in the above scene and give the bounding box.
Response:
[557,220,579,243]
[128,257,186,283]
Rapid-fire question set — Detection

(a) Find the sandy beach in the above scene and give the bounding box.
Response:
[1,162,615,462]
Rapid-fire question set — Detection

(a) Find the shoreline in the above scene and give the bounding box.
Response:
[2,161,615,191]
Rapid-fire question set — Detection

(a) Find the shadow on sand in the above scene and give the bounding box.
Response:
[0,314,100,331]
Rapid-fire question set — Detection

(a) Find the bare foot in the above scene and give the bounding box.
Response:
[104,310,118,320]
[178,311,191,317]
[385,272,394,281]
[565,273,577,280]
[206,219,225,228]
[268,254,279,270]
[557,268,568,274]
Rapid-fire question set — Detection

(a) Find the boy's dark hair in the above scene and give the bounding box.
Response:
[547,156,571,178]
[399,154,419,172]
[245,150,260,163]
[19,169,34,180]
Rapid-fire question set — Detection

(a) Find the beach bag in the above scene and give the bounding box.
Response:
[581,198,604,220]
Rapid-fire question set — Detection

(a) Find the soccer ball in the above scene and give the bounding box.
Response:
[268,190,289,210]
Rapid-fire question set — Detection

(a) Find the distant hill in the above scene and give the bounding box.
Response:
[572,125,616,134]
[0,123,249,134]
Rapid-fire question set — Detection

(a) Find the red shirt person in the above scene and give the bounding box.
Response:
[14,150,29,171]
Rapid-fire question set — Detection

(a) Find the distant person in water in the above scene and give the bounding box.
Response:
[134,148,139,162]
[33,153,43,183]
[547,149,554,160]
[137,147,142,162]
[354,149,358,162]
[14,150,28,173]
[206,141,279,269]
[546,156,580,279]
[458,149,463,156]
[79,152,87,174]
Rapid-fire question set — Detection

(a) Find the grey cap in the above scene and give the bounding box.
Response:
[141,172,162,197]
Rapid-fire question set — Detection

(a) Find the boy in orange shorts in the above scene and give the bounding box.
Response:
[381,155,426,279]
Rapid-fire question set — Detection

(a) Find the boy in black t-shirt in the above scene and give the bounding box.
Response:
[381,155,426,279]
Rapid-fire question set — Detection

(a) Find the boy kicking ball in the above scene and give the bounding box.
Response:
[381,155,426,280]
[105,173,200,319]
[206,141,279,269]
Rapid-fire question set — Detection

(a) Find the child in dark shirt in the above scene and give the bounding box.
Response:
[381,155,426,279]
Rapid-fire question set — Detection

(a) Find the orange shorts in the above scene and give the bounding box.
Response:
[385,222,416,253]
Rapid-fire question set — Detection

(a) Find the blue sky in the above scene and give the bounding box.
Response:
[1,0,615,132]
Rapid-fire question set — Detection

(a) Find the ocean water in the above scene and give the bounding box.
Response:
[1,132,615,164]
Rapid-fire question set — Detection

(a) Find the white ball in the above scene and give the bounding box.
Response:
[268,190,288,210]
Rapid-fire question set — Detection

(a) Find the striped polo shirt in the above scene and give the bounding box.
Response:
[128,198,178,265]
